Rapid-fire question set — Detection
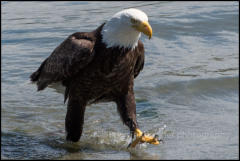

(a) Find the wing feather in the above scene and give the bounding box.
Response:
[134,40,145,78]
[30,32,95,90]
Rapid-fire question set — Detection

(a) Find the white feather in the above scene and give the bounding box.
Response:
[101,8,148,49]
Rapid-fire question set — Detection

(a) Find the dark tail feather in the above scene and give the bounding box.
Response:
[30,58,49,90]
[37,80,49,91]
[30,71,40,82]
[30,69,48,91]
[30,58,48,82]
[30,71,49,91]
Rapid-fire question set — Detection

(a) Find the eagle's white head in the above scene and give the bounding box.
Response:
[101,8,152,49]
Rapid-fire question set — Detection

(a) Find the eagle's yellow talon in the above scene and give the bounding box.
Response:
[129,128,160,148]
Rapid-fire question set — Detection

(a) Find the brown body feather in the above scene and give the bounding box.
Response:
[30,23,145,142]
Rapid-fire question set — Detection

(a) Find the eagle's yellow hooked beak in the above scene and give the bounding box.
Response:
[134,21,153,39]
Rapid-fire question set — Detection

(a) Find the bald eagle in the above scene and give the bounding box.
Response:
[30,8,159,147]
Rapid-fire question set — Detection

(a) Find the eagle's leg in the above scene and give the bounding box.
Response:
[65,96,86,142]
[116,89,138,140]
[116,88,160,148]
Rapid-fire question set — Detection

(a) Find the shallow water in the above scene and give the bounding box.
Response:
[1,1,239,160]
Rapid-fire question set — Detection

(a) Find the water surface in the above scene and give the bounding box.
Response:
[1,1,239,159]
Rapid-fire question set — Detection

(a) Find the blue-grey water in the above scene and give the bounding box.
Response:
[1,1,239,160]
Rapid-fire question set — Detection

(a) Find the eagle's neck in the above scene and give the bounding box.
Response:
[101,20,141,50]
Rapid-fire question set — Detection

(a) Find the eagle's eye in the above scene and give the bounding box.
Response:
[131,18,138,24]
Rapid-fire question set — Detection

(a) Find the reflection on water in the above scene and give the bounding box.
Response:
[1,1,239,160]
